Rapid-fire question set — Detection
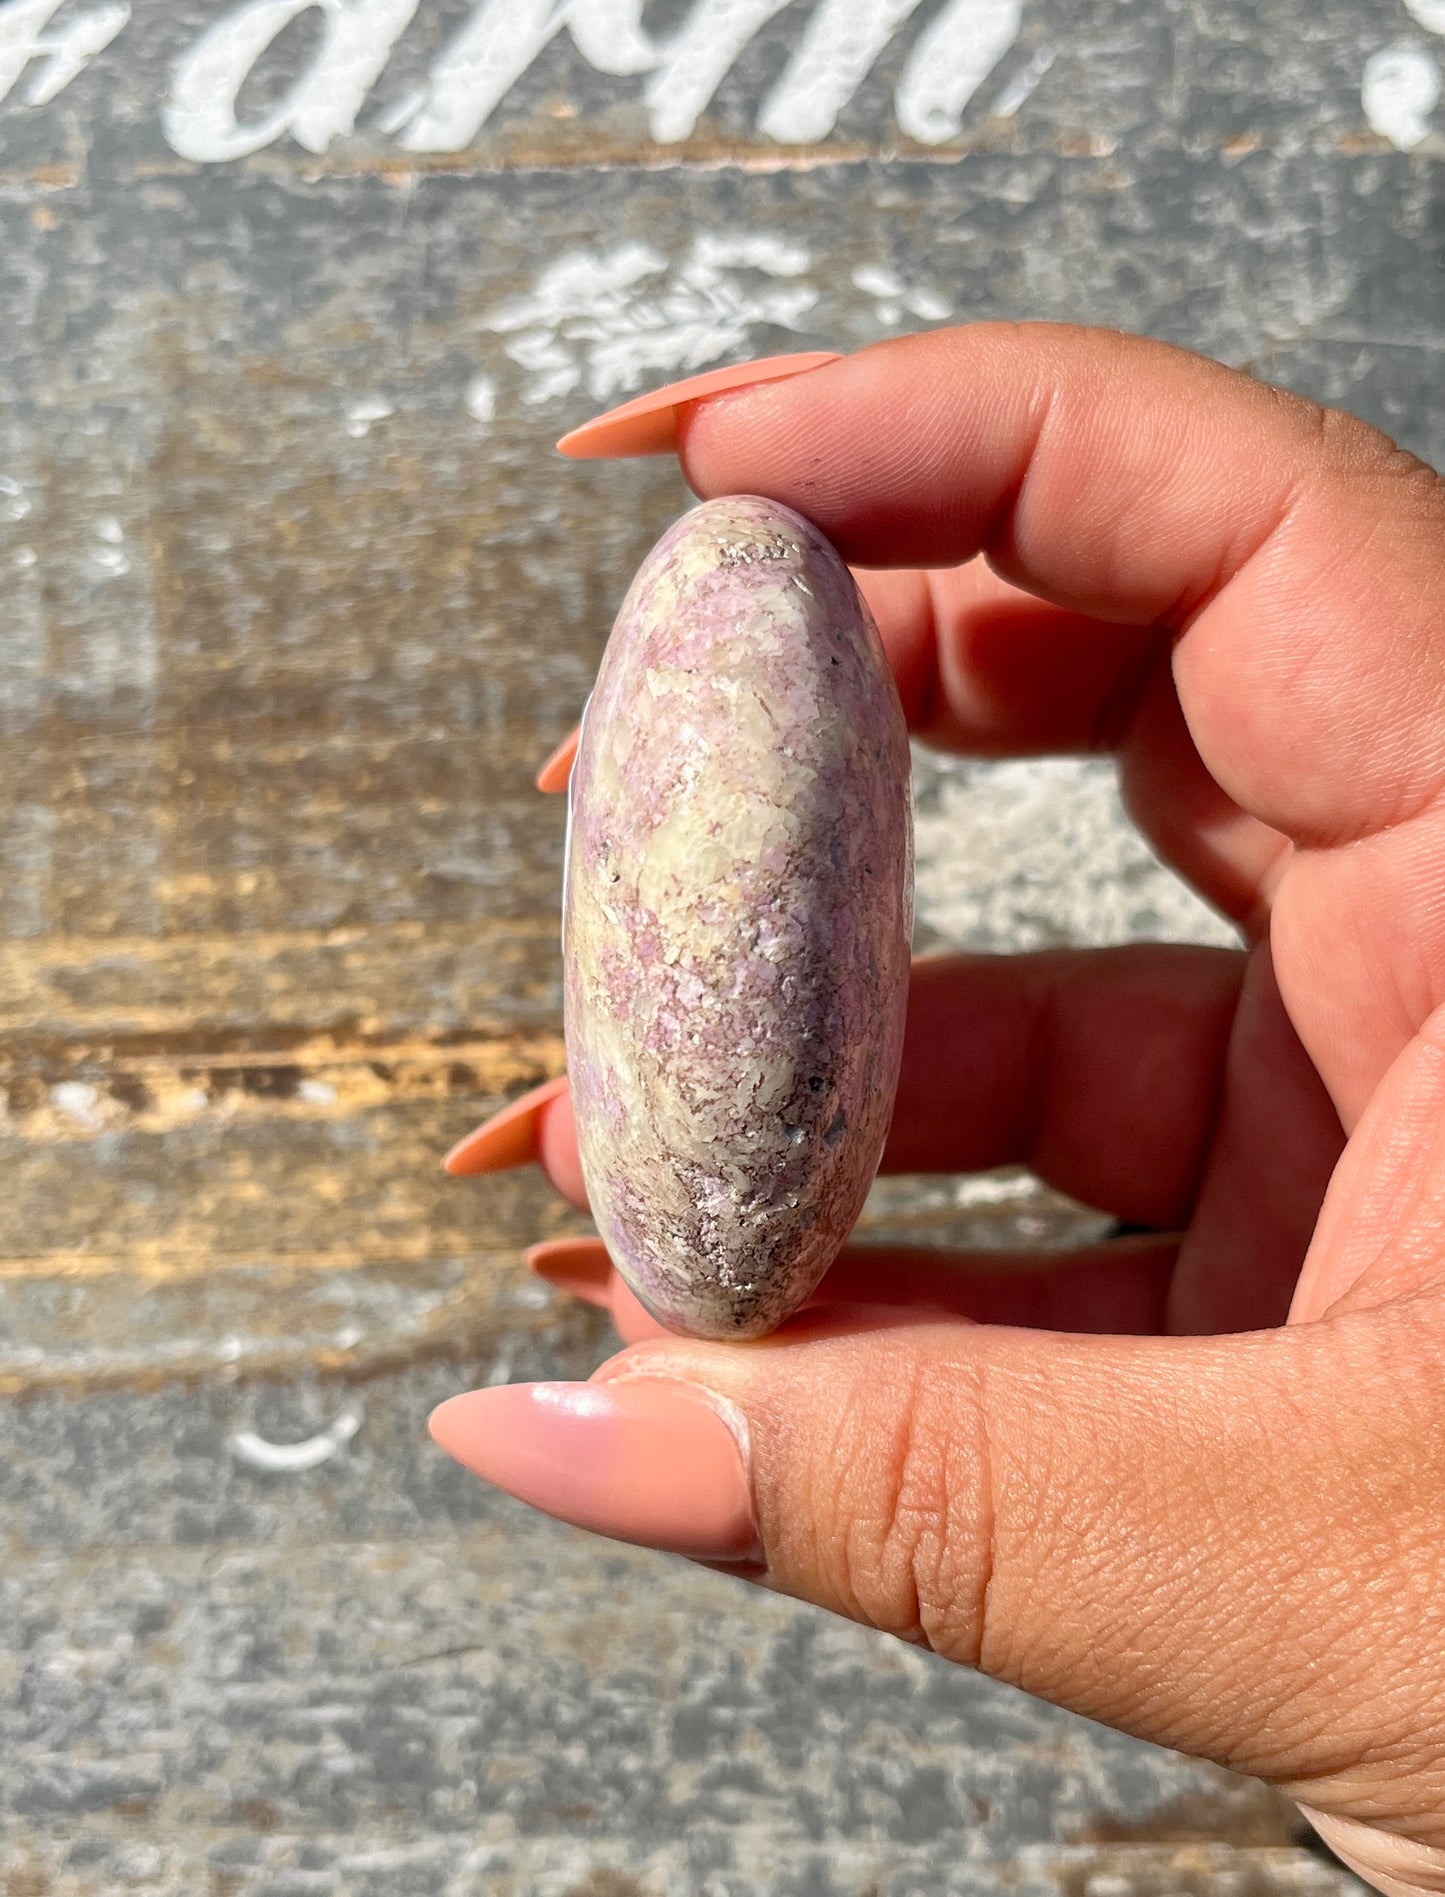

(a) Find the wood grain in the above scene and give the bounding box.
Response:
[0,0,1430,1883]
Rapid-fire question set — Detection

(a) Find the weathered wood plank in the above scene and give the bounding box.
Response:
[0,917,560,1035]
[1,0,1435,1882]
[0,0,1434,185]
[0,1364,1361,1895]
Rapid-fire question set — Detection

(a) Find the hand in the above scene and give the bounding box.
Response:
[432,326,1445,1894]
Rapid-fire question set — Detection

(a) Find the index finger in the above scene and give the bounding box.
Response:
[679,324,1445,849]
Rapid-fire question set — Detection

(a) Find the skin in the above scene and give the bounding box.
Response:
[526,328,1445,1892]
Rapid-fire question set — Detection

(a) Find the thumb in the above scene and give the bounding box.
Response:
[431,1299,1445,1867]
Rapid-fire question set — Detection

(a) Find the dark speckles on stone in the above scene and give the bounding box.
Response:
[563,496,913,1341]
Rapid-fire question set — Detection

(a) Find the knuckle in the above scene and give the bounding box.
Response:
[1283,388,1445,514]
[812,1356,993,1665]
[1329,413,1445,515]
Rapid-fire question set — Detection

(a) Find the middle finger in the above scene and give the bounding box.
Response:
[526,1233,1180,1342]
[854,558,1289,929]
[447,944,1245,1233]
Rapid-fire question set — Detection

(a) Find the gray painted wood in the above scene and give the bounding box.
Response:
[3,0,1437,1886]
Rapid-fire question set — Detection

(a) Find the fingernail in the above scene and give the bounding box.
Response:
[428,1378,758,1561]
[536,724,580,793]
[526,1237,612,1306]
[555,351,842,460]
[443,1074,568,1176]
[527,1241,675,1342]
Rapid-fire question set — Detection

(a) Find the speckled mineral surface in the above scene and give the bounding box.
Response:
[563,495,913,1339]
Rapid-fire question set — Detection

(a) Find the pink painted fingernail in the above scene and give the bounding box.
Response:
[536,724,580,793]
[555,351,842,460]
[428,1378,758,1561]
[443,1074,568,1176]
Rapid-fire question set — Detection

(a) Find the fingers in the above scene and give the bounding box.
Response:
[863,557,1290,929]
[680,325,1445,848]
[547,560,1286,923]
[447,945,1248,1231]
[838,558,1296,929]
[431,1296,1445,1843]
[1168,944,1344,1335]
[444,1075,588,1209]
[889,946,1243,1229]
[1295,1808,1445,1897]
[680,326,1445,1123]
[1114,656,1290,935]
[596,1304,1445,1831]
[528,1234,1179,1342]
[494,945,1334,1339]
[853,558,1164,756]
[536,726,579,792]
[1291,1001,1445,1324]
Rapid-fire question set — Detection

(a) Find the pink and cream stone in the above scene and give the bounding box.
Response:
[563,495,913,1339]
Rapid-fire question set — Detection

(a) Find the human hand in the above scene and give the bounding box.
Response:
[433,327,1445,1893]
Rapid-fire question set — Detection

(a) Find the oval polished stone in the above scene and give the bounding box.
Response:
[563,495,913,1339]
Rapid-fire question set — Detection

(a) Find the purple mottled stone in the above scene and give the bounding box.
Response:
[563,496,913,1340]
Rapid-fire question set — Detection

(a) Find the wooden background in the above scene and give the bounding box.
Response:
[0,0,1440,1889]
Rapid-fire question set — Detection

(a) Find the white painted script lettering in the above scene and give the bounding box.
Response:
[397,0,1025,151]
[164,0,420,162]
[0,0,128,108]
[3,0,1435,163]
[642,0,790,144]
[758,0,921,143]
[1361,0,1444,148]
[394,0,656,152]
[895,0,1022,143]
[1404,0,1445,30]
[0,0,1034,157]
[157,0,1027,160]
[1363,45,1440,147]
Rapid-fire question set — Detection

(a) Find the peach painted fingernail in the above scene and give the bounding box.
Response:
[536,724,580,793]
[443,1074,568,1176]
[526,1237,612,1306]
[428,1379,758,1561]
[527,1241,675,1342]
[556,351,841,460]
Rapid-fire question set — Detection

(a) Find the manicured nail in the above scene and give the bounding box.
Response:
[556,351,842,460]
[526,1237,612,1306]
[528,1241,676,1342]
[536,724,580,793]
[428,1379,758,1561]
[443,1074,568,1177]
